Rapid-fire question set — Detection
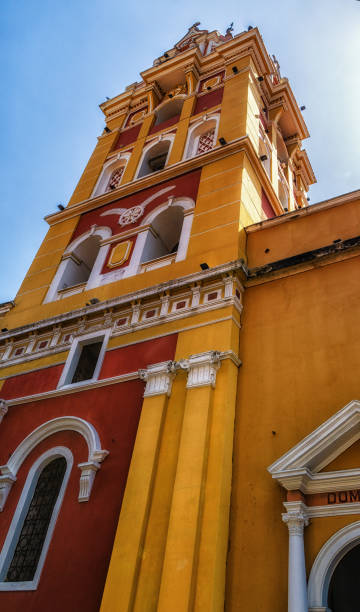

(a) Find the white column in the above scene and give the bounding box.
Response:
[175,212,193,262]
[123,229,148,277]
[282,502,309,612]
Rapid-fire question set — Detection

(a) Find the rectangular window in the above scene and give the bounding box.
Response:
[57,330,110,388]
[71,342,103,383]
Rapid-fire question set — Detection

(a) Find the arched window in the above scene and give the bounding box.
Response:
[0,447,73,590]
[5,458,66,583]
[184,116,219,159]
[278,180,289,211]
[44,227,112,302]
[107,167,124,190]
[92,154,130,197]
[136,138,173,179]
[140,206,184,264]
[154,98,184,126]
[59,234,101,291]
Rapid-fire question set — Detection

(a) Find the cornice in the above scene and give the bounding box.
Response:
[45,134,284,225]
[246,189,360,233]
[0,260,246,343]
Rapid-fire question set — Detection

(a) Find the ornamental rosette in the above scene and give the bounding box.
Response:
[119,205,144,226]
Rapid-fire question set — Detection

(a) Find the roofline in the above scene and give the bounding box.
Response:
[246,188,360,233]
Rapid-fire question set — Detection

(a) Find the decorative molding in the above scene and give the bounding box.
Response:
[268,400,360,493]
[282,501,309,535]
[178,350,221,389]
[139,360,176,397]
[78,461,101,502]
[0,416,108,510]
[0,468,16,512]
[0,261,246,369]
[0,399,8,424]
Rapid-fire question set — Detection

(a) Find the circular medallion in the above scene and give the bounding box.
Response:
[119,205,144,226]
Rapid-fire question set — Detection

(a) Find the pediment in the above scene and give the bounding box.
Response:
[174,23,208,50]
[268,400,360,493]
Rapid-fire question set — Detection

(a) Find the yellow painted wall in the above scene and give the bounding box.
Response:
[226,221,360,610]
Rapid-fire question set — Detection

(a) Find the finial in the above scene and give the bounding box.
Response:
[226,22,234,35]
[190,22,200,30]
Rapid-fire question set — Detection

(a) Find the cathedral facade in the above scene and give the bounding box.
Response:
[0,22,359,612]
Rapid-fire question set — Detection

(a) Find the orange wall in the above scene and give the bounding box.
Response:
[226,215,360,610]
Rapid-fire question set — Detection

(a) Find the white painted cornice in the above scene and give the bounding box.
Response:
[0,260,246,343]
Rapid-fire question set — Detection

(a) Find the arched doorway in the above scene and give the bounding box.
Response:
[327,543,360,611]
[308,521,360,611]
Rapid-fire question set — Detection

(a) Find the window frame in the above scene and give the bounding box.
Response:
[57,329,110,389]
[0,447,73,591]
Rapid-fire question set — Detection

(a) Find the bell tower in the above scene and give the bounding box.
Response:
[0,23,315,612]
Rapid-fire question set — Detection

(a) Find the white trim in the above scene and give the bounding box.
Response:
[268,400,360,493]
[91,152,130,197]
[134,134,175,180]
[0,416,108,511]
[57,328,110,389]
[183,113,220,160]
[308,520,360,609]
[0,447,73,591]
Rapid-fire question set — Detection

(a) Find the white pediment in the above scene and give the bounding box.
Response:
[268,400,360,493]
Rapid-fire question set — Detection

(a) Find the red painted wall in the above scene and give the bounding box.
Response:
[1,334,178,400]
[261,189,276,219]
[193,88,224,115]
[148,114,180,135]
[113,124,141,149]
[0,333,178,611]
[0,382,142,612]
[99,334,178,379]
[70,170,201,243]
[1,364,64,399]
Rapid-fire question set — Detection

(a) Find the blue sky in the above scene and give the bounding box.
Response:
[0,0,359,302]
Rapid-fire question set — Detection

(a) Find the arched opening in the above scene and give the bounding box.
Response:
[278,181,289,211]
[58,235,101,291]
[184,117,218,159]
[3,457,67,583]
[155,98,184,126]
[137,140,171,178]
[327,543,360,611]
[107,166,124,191]
[140,206,184,264]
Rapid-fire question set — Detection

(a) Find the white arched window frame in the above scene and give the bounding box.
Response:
[0,416,109,514]
[183,114,220,160]
[91,152,130,197]
[134,134,175,180]
[123,197,195,277]
[308,521,360,611]
[0,446,73,591]
[44,226,112,303]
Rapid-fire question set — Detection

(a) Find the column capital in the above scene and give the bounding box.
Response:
[0,399,8,424]
[139,361,177,397]
[282,502,309,535]
[178,350,221,389]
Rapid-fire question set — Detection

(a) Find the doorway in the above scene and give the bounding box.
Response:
[328,543,360,611]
